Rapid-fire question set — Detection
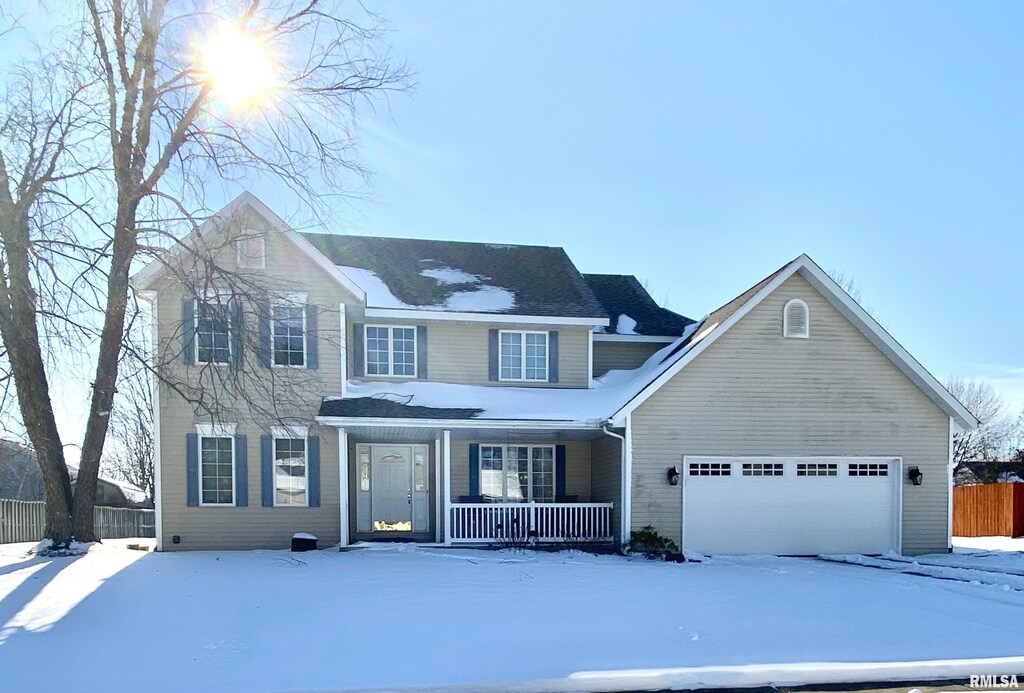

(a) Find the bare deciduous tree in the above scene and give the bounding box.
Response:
[0,1,410,546]
[945,376,1015,471]
[104,366,154,501]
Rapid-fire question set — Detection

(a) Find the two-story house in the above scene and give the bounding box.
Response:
[132,192,978,555]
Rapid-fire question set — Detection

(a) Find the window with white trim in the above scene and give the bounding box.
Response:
[479,445,556,502]
[273,437,307,506]
[688,462,731,476]
[236,233,265,269]
[195,298,232,365]
[272,304,306,367]
[365,325,416,377]
[500,331,548,381]
[742,462,784,476]
[783,298,809,338]
[849,462,889,477]
[797,462,838,477]
[199,434,234,505]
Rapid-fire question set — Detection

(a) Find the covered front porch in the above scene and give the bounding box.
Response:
[325,421,623,546]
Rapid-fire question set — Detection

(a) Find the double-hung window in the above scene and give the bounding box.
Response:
[273,431,307,506]
[198,426,235,506]
[479,445,556,503]
[499,331,548,381]
[365,325,416,377]
[272,297,306,367]
[195,298,232,365]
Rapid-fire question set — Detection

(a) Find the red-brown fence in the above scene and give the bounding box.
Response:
[953,483,1024,537]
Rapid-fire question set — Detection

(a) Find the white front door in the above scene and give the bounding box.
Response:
[372,446,413,532]
[682,456,901,555]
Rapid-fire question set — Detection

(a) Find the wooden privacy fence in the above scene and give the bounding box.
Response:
[0,499,156,544]
[953,483,1024,537]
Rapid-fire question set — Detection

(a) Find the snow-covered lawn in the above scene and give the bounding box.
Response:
[2,542,1024,693]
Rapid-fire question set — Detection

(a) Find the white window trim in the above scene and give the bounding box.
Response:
[478,444,557,503]
[498,330,549,383]
[235,231,266,270]
[364,324,418,378]
[196,423,236,507]
[272,431,309,508]
[194,297,233,366]
[783,298,810,339]
[271,295,308,369]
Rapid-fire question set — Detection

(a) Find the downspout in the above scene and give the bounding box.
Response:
[602,421,628,548]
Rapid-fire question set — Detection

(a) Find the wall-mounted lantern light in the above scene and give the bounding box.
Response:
[908,467,923,486]
[667,466,680,486]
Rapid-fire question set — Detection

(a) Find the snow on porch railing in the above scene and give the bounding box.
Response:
[449,502,614,543]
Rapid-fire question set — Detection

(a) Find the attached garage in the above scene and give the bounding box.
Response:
[682,456,902,556]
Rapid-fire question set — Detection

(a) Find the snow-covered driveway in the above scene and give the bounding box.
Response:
[1,543,1023,693]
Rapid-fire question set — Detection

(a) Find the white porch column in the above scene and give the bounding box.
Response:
[443,429,452,546]
[338,427,349,547]
[622,414,633,545]
[434,434,442,543]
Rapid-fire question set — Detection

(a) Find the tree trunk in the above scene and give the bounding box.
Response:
[71,208,137,541]
[0,211,73,544]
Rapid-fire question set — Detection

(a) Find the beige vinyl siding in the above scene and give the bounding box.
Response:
[347,321,592,388]
[157,425,340,550]
[592,341,665,377]
[448,439,592,501]
[590,435,622,542]
[155,203,354,550]
[630,273,950,555]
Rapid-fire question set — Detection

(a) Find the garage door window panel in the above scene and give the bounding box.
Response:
[689,462,731,477]
[742,462,784,477]
[849,463,889,477]
[797,463,838,477]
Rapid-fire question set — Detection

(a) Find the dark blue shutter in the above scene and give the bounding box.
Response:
[181,299,195,365]
[555,444,567,499]
[231,301,243,368]
[416,325,427,378]
[469,443,480,497]
[353,323,365,376]
[258,303,271,368]
[305,304,319,369]
[488,329,499,381]
[548,331,559,383]
[234,435,248,507]
[185,433,199,506]
[307,435,321,507]
[260,435,273,507]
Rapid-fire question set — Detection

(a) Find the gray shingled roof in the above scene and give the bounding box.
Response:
[318,397,482,420]
[302,233,608,319]
[583,274,695,336]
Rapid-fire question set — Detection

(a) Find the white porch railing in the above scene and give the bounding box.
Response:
[450,502,614,544]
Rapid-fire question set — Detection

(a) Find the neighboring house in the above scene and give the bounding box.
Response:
[0,438,150,508]
[132,192,978,555]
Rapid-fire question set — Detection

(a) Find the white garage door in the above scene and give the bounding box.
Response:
[682,456,901,556]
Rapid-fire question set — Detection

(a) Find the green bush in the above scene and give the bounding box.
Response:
[625,525,679,560]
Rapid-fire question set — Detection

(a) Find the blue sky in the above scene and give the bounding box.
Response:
[7,3,1024,457]
[314,1,1021,412]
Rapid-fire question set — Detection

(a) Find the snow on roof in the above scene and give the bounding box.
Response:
[616,314,638,335]
[323,319,714,424]
[67,463,148,503]
[341,264,516,313]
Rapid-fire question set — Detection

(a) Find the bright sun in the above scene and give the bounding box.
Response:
[199,23,277,107]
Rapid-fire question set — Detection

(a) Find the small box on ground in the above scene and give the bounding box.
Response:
[291,532,318,552]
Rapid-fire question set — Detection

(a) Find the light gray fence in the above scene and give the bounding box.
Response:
[0,499,155,544]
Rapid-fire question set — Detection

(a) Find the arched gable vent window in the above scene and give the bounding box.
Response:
[783,299,809,338]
